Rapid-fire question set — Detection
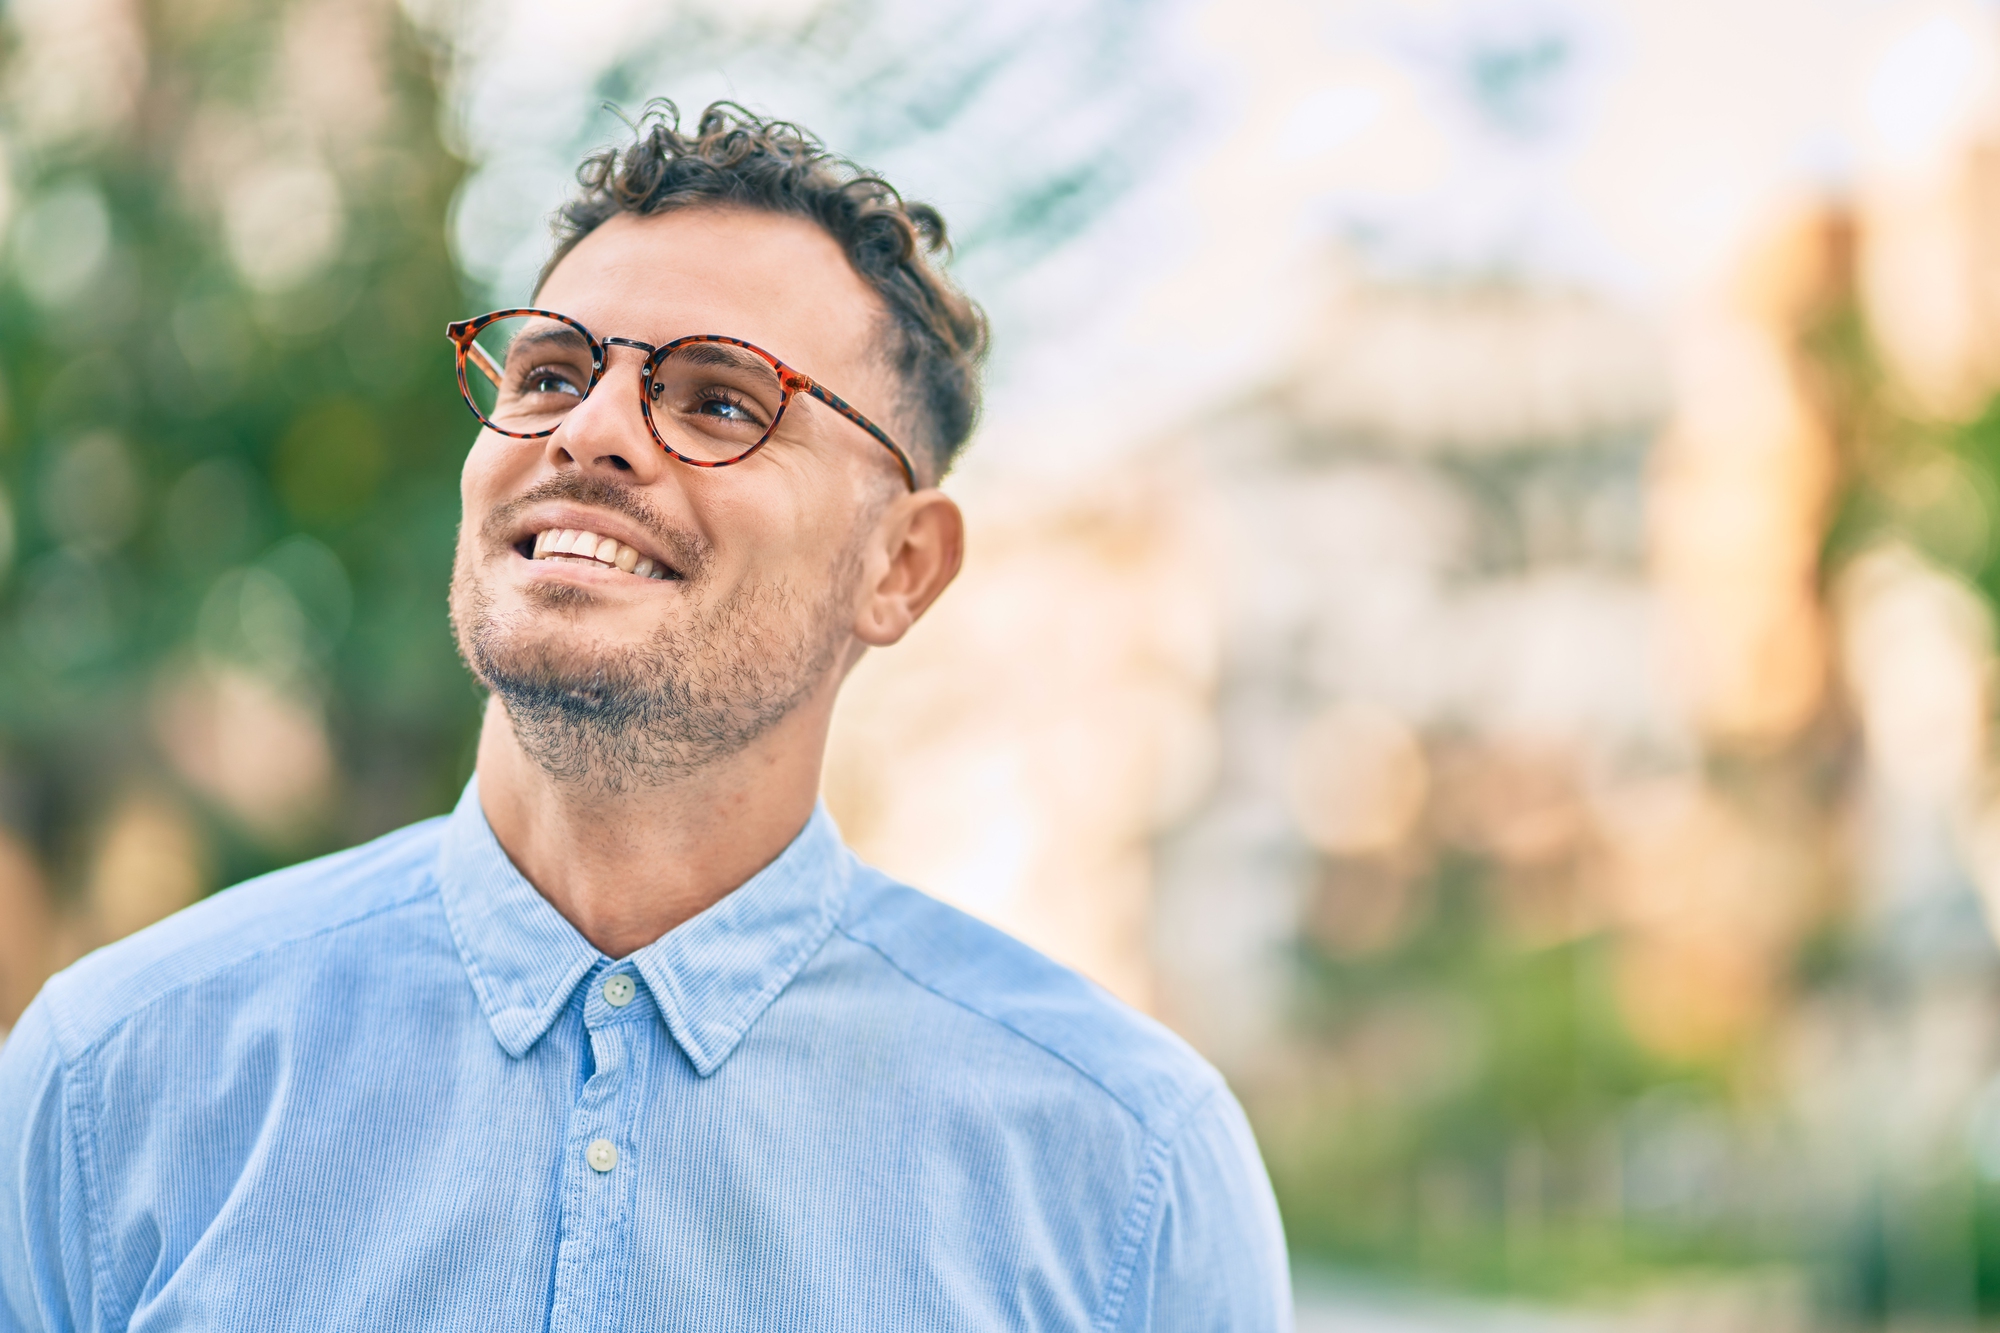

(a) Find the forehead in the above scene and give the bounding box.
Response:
[535,206,883,383]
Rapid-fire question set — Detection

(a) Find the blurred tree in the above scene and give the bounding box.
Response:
[0,0,1203,1023]
[0,0,477,1019]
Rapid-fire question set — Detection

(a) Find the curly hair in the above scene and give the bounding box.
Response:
[542,100,989,480]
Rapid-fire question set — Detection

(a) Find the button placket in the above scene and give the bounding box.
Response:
[548,980,640,1332]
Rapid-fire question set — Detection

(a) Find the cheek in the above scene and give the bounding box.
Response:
[704,472,855,580]
[460,430,536,518]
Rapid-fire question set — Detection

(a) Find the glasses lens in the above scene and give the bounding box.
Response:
[463,315,595,434]
[646,341,788,462]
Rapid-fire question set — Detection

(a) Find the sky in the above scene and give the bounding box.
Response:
[413,0,2000,478]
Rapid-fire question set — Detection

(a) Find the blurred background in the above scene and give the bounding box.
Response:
[6,0,2000,1326]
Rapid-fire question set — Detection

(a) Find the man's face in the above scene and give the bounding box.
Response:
[449,206,912,786]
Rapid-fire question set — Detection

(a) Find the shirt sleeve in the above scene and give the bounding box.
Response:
[1109,1085,1293,1332]
[0,998,90,1333]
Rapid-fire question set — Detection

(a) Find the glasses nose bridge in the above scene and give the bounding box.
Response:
[593,336,661,409]
[600,334,658,365]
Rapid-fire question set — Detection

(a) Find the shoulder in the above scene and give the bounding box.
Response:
[33,815,450,1059]
[834,861,1228,1141]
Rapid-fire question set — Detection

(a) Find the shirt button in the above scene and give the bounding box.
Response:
[587,1138,618,1172]
[602,974,636,1007]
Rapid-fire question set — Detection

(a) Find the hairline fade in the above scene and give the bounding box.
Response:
[539,99,989,482]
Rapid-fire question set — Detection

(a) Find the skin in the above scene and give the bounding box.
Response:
[450,205,964,958]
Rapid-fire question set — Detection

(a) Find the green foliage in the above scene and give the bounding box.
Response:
[1261,852,1769,1299]
[0,0,479,889]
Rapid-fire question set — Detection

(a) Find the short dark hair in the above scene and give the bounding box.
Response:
[543,100,989,479]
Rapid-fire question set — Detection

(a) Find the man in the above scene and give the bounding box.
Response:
[0,103,1290,1330]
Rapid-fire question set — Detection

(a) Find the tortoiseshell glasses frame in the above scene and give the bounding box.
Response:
[445,308,919,491]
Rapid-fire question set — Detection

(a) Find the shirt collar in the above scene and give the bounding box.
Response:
[435,776,852,1074]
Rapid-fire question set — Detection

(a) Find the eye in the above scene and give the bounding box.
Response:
[517,364,585,398]
[694,390,758,424]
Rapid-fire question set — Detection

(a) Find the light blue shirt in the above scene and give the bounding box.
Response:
[0,781,1290,1330]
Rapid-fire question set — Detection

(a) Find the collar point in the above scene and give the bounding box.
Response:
[489,1010,549,1059]
[680,1028,734,1078]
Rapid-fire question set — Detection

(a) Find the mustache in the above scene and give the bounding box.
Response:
[482,472,712,578]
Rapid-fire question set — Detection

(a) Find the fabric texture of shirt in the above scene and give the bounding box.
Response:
[0,779,1290,1331]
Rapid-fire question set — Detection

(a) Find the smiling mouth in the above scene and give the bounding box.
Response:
[517,527,678,580]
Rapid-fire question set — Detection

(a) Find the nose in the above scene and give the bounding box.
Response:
[538,344,666,482]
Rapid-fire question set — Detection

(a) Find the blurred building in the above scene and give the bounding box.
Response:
[12,0,2000,1325]
[822,4,2000,1317]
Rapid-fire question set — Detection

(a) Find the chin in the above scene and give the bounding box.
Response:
[519,579,602,613]
[475,621,653,701]
[454,560,640,686]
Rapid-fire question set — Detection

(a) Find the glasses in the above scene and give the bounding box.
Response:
[445,309,917,491]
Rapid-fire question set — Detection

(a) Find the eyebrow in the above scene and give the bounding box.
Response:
[508,326,591,356]
[673,341,767,371]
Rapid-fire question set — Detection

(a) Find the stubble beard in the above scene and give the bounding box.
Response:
[448,478,863,793]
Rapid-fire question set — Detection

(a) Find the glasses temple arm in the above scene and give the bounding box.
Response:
[807,385,918,491]
[465,340,504,388]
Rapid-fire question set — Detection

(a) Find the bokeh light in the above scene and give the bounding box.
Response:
[13,0,2000,1326]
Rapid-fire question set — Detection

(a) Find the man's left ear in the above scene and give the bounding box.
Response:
[853,490,965,647]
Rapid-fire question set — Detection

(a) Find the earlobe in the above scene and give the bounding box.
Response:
[854,491,964,648]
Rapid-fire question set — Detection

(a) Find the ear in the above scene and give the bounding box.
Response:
[853,490,965,647]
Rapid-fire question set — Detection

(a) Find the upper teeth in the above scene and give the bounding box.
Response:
[531,528,666,578]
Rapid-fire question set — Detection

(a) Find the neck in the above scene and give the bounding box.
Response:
[473,691,833,957]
